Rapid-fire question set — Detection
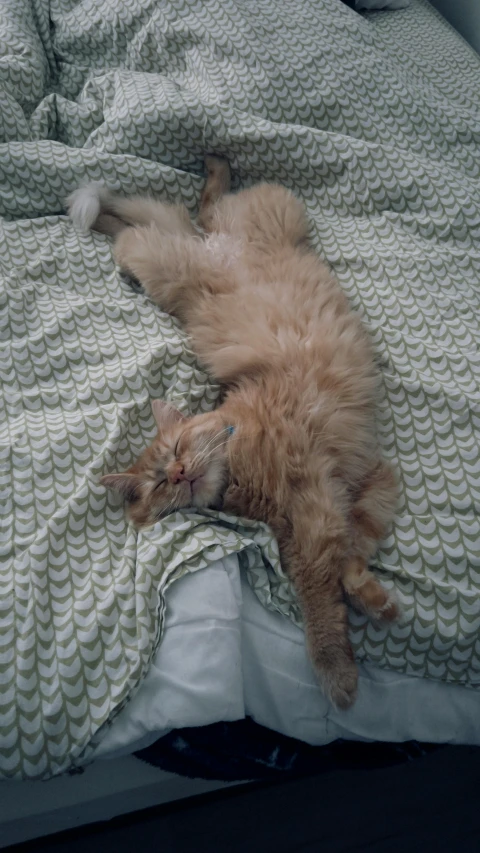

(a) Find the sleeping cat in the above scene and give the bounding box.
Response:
[68,156,398,709]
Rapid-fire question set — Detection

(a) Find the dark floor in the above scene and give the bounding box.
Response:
[7,746,480,853]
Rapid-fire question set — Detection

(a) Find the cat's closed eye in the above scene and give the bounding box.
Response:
[152,478,167,492]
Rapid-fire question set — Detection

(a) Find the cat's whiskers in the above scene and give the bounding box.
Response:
[196,432,247,468]
[189,427,231,470]
[157,487,189,520]
[158,496,177,517]
[201,427,231,455]
[188,431,222,468]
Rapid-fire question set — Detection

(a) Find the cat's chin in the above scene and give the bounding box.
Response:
[191,467,228,510]
[191,476,205,498]
[191,484,223,509]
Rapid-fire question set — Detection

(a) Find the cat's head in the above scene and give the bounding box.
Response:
[101,400,231,527]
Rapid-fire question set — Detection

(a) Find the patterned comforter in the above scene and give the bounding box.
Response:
[1,0,479,778]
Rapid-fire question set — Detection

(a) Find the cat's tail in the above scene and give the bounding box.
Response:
[67,183,112,231]
[67,184,196,238]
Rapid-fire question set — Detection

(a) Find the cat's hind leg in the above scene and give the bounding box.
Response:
[223,183,309,249]
[198,155,232,232]
[68,184,196,239]
[197,155,308,250]
[113,225,233,322]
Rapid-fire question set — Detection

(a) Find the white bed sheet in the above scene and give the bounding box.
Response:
[95,554,480,761]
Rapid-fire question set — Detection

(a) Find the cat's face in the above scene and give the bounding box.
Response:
[101,401,231,527]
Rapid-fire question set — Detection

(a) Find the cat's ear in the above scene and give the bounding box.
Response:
[100,473,142,501]
[151,399,186,430]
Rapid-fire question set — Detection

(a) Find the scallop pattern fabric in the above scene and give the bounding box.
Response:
[1,0,480,779]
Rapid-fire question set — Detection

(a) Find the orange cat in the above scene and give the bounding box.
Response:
[69,157,398,709]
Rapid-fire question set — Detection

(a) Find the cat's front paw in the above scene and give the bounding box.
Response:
[324,661,358,711]
[312,645,359,710]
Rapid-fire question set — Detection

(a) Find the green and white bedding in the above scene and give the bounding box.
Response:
[1,0,480,780]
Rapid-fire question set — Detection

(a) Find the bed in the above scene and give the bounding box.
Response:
[1,0,480,823]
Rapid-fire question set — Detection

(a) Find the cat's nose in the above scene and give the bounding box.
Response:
[171,466,186,484]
